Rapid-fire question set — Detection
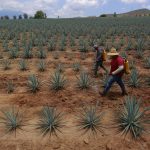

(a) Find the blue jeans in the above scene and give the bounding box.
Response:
[103,75,126,94]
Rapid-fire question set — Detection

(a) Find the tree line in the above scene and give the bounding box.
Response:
[0,10,47,20]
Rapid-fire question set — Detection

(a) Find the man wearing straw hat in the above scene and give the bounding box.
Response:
[100,48,127,96]
[93,45,108,77]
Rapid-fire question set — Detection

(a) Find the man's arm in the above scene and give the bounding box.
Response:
[112,65,124,75]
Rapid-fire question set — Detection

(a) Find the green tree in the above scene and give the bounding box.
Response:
[23,13,28,19]
[114,12,117,17]
[13,16,17,20]
[18,15,22,19]
[34,10,46,19]
[100,14,107,17]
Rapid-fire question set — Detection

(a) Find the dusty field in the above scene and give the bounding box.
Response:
[0,42,149,150]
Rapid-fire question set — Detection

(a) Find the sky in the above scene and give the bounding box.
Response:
[0,0,150,18]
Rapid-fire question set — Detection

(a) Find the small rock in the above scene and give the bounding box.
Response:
[83,138,89,144]
[106,143,112,150]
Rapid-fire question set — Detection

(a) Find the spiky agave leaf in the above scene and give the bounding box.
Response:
[49,71,67,91]
[77,72,93,89]
[36,106,65,137]
[113,96,150,140]
[28,74,40,93]
[76,103,105,135]
[0,107,26,137]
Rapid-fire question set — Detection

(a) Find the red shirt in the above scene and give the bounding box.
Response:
[110,56,124,77]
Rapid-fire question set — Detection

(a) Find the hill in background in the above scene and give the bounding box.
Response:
[100,8,150,17]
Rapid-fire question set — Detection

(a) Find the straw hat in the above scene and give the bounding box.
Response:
[107,48,119,56]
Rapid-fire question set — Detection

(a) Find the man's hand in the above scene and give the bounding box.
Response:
[112,72,115,75]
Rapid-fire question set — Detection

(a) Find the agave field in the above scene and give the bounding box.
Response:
[0,17,150,150]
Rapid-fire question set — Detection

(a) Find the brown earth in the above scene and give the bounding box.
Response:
[0,46,149,150]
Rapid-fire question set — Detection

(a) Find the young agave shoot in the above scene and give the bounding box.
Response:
[76,103,105,136]
[36,106,65,137]
[0,107,27,137]
[49,71,67,91]
[28,74,40,93]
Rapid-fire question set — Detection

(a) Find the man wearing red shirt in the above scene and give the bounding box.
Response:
[100,48,127,96]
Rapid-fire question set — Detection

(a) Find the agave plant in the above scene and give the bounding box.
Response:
[76,103,105,135]
[56,63,64,73]
[48,38,56,51]
[2,59,11,70]
[7,80,14,94]
[23,46,33,59]
[28,74,40,93]
[0,107,26,136]
[38,47,47,59]
[113,96,150,139]
[77,72,93,89]
[146,77,150,86]
[129,60,136,70]
[19,59,27,71]
[36,106,64,137]
[53,52,59,59]
[79,40,88,53]
[128,69,141,88]
[72,62,81,72]
[120,51,128,59]
[144,57,150,69]
[136,38,144,59]
[119,38,125,46]
[80,52,86,60]
[49,71,67,91]
[38,60,46,72]
[9,48,18,59]
[125,38,132,51]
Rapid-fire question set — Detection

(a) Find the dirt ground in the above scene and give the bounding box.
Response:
[0,46,149,150]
